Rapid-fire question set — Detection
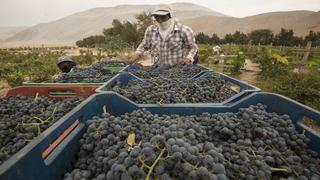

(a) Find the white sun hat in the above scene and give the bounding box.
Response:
[151,4,173,16]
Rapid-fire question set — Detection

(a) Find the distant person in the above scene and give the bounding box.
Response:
[129,3,198,65]
[213,45,221,55]
[57,56,76,73]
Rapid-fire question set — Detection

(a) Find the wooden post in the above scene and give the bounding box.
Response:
[297,41,312,72]
[218,56,225,73]
[301,41,312,65]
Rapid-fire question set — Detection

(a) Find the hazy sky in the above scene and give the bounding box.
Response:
[1,0,319,27]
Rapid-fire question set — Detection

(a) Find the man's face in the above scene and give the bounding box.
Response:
[58,61,75,73]
[154,15,170,23]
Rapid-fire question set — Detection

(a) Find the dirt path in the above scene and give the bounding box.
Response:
[234,59,261,84]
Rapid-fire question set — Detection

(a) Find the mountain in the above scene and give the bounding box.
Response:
[181,10,320,37]
[0,26,27,41]
[5,3,226,44]
[4,3,320,44]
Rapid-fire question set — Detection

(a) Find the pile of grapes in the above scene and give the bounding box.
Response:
[47,61,127,83]
[112,73,236,104]
[0,96,81,165]
[63,104,319,180]
[127,64,206,79]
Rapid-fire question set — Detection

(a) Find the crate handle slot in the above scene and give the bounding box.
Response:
[49,90,77,96]
[230,84,241,93]
[42,120,79,159]
[302,116,320,133]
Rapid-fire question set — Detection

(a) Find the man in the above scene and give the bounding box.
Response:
[213,45,221,55]
[57,56,76,73]
[130,4,198,65]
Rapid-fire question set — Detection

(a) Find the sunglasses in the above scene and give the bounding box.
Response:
[154,15,167,19]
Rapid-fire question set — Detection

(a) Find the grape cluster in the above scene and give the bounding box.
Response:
[47,61,127,83]
[63,109,226,180]
[63,105,320,180]
[112,73,236,104]
[0,95,81,165]
[127,64,206,79]
[200,104,320,179]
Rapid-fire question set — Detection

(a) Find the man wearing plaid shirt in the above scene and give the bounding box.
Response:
[130,4,198,65]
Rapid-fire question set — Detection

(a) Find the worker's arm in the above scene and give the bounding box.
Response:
[180,26,198,65]
[129,26,152,64]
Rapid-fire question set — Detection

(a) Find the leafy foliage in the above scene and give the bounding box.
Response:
[256,69,320,111]
[232,31,249,45]
[195,32,212,44]
[229,54,246,74]
[194,28,316,47]
[248,29,274,45]
[76,12,153,57]
[197,44,213,64]
[254,47,290,78]
[0,49,106,86]
[0,51,63,86]
[274,28,304,46]
[305,30,320,47]
[76,35,105,48]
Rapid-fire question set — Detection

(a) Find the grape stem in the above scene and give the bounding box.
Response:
[17,107,57,135]
[145,148,165,180]
[270,167,288,172]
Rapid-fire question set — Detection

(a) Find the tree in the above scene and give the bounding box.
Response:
[75,35,105,48]
[305,31,320,47]
[103,19,140,48]
[120,21,140,47]
[102,35,131,57]
[136,12,154,42]
[274,28,295,46]
[223,34,233,44]
[211,33,220,44]
[248,29,273,45]
[291,36,305,46]
[232,31,249,44]
[195,32,211,44]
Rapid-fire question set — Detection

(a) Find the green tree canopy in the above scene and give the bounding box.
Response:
[248,29,274,45]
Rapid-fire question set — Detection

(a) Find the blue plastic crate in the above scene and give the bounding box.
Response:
[0,92,319,180]
[96,70,260,105]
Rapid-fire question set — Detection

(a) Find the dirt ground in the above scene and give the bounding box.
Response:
[234,59,261,84]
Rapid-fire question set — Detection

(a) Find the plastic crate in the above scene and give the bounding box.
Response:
[95,71,260,105]
[0,92,319,180]
[23,64,129,86]
[0,86,96,179]
[5,85,99,100]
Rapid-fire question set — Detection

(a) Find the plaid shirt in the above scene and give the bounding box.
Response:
[136,19,198,65]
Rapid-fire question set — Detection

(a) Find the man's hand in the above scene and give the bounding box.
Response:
[179,58,192,65]
[129,53,141,64]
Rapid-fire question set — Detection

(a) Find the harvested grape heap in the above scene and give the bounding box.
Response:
[128,64,206,79]
[0,96,81,165]
[48,61,127,83]
[112,74,236,104]
[63,104,320,180]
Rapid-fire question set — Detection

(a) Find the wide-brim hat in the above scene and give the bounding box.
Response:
[151,4,172,16]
